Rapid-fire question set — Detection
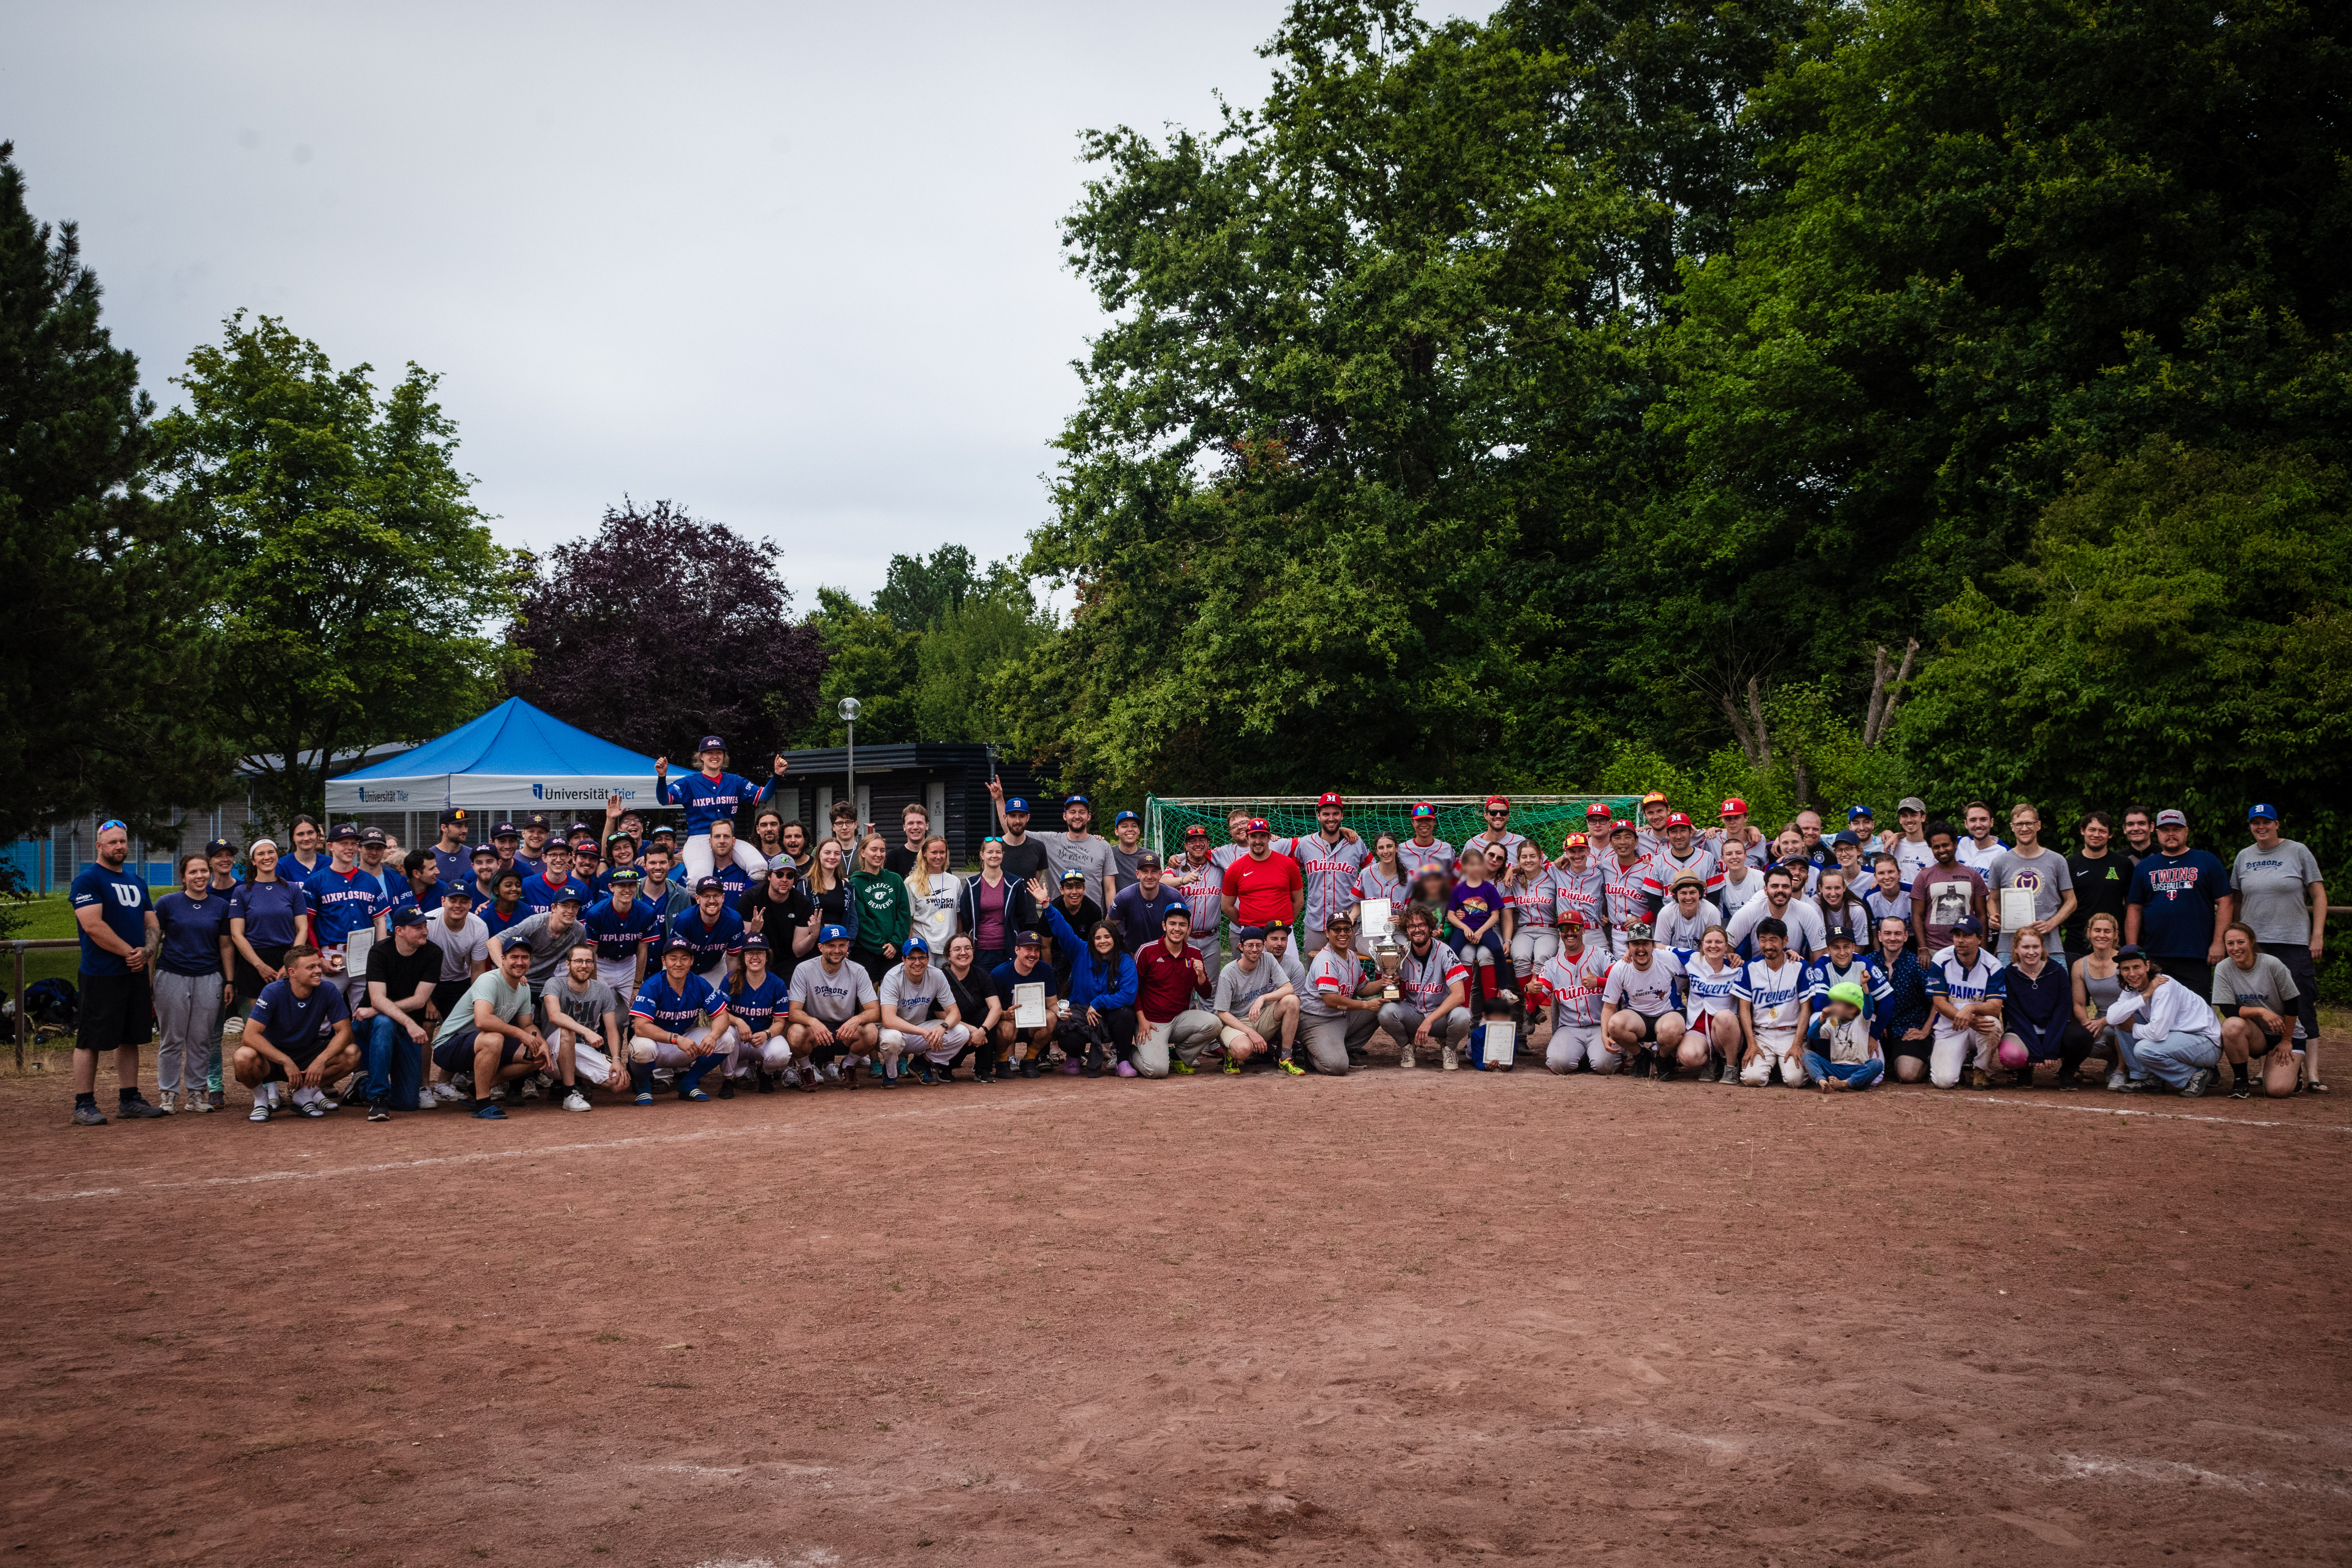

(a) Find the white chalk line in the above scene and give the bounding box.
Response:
[1952,1094,2351,1133]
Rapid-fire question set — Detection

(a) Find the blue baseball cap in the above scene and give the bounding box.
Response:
[903,935,930,956]
[818,923,850,944]
[1831,830,1861,847]
[389,904,428,927]
[470,843,499,860]
[1004,796,1031,813]
[1113,810,1139,825]
[1952,915,1984,936]
[2248,803,2279,821]
[663,936,694,954]
[698,734,725,751]
[1847,805,1874,821]
[606,867,641,885]
[1065,794,1092,807]
[741,933,769,952]
[491,822,519,839]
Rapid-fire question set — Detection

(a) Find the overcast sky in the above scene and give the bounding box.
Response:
[6,1,1493,605]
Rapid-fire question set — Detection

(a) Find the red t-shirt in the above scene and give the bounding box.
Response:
[1227,851,1304,927]
[1133,939,1208,1023]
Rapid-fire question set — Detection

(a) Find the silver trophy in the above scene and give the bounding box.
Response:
[1374,932,1403,1001]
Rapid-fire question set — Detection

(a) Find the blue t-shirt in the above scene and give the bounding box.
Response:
[2127,849,2231,959]
[519,871,593,917]
[227,877,308,948]
[432,845,473,891]
[479,900,531,941]
[631,971,722,1033]
[656,768,776,835]
[70,862,150,977]
[667,906,746,970]
[728,971,790,1034]
[990,958,1059,1002]
[247,976,352,1060]
[304,864,390,946]
[154,890,233,977]
[582,896,660,964]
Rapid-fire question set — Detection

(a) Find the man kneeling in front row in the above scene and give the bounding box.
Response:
[429,940,547,1120]
[232,945,358,1121]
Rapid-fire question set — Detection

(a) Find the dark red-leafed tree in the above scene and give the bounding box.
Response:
[509,499,824,762]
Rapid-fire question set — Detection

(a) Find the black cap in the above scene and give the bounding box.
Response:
[606,867,641,886]
[204,838,236,856]
[741,933,770,952]
[389,904,429,928]
[437,807,467,825]
[360,827,387,846]
[1135,852,1161,869]
[492,821,519,839]
[523,812,550,829]
[329,822,361,842]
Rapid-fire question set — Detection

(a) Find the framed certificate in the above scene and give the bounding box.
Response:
[1358,897,1393,943]
[343,928,374,979]
[1483,1020,1516,1068]
[1013,983,1048,1029]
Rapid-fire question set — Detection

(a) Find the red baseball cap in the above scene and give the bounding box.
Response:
[1485,794,1511,809]
[1641,791,1669,807]
[1557,911,1587,931]
[1246,818,1271,834]
[1665,811,1693,828]
[1585,802,1612,819]
[1562,832,1588,851]
[1719,797,1749,818]
[1317,791,1344,808]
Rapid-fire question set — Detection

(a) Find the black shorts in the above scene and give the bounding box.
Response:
[233,943,291,1006]
[1627,1011,1669,1045]
[432,1029,530,1075]
[78,971,155,1052]
[2259,943,2321,1040]
[1883,1030,1933,1063]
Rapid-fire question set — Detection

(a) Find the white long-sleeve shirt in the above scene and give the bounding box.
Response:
[2105,974,2219,1043]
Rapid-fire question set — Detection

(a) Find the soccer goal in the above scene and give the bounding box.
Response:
[1142,794,1642,860]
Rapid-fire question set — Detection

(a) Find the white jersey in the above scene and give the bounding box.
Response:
[1888,836,1936,889]
[1537,944,1612,1028]
[1678,954,1743,1017]
[1301,944,1365,1019]
[1925,946,2006,1042]
[1460,831,1527,874]
[1168,858,1225,940]
[1352,861,1412,909]
[1735,956,1810,1032]
[1550,867,1606,935]
[1209,842,1251,874]
[1652,899,1722,950]
[1725,895,1828,960]
[1648,844,1722,899]
[1956,837,2009,876]
[1716,867,1767,918]
[1602,950,1685,1017]
[1291,834,1370,931]
[1504,866,1560,931]
[1396,838,1457,882]
[1393,942,1468,1013]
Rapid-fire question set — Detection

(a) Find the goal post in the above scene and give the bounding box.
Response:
[1142,794,1643,861]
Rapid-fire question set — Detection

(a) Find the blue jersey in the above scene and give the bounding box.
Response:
[1807,957,1890,1018]
[432,845,473,891]
[631,971,723,1033]
[668,906,746,969]
[247,976,351,1060]
[728,971,790,1035]
[227,877,307,947]
[2127,849,2231,959]
[304,864,389,947]
[70,862,151,977]
[512,850,545,883]
[479,900,531,942]
[656,768,776,836]
[518,871,593,917]
[708,859,754,915]
[582,895,660,964]
[154,890,233,977]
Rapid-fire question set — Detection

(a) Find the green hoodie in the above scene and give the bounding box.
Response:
[850,868,911,956]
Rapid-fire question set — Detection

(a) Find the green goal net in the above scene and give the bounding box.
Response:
[1142,795,1643,863]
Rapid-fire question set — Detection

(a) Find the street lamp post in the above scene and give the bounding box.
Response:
[839,696,862,833]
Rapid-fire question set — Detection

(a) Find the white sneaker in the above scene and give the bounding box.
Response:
[1441,1046,1459,1072]
[562,1090,590,1112]
[429,1081,465,1104]
[1398,1045,1416,1070]
[248,1100,272,1123]
[158,1091,178,1113]
[519,1077,544,1102]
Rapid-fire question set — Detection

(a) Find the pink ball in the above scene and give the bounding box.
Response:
[1996,1037,2030,1069]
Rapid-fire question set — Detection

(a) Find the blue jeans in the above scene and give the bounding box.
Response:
[2135,1029,2220,1089]
[364,1015,426,1109]
[1803,1051,1883,1089]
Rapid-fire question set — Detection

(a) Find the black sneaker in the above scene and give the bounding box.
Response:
[754,1069,775,1095]
[717,1077,736,1099]
[116,1093,169,1119]
[918,1064,937,1085]
[2229,1076,2253,1101]
[2181,1067,2215,1098]
[367,1102,392,1122]
[72,1102,108,1126]
[1021,1062,1041,1079]
[2055,1071,2082,1092]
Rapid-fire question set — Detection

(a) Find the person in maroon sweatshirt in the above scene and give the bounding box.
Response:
[1132,906,1222,1078]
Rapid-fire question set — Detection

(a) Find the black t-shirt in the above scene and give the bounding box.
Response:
[366,937,445,1009]
[998,835,1050,887]
[885,844,923,879]
[942,962,1000,1024]
[754,879,818,984]
[2065,850,2133,951]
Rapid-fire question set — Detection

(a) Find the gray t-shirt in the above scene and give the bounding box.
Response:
[494,911,588,989]
[1987,846,2074,957]
[1110,844,1147,893]
[2232,841,2324,945]
[433,969,533,1047]
[543,976,619,1042]
[1037,831,1118,894]
[879,963,954,1025]
[426,912,490,982]
[1213,954,1290,1017]
[787,957,876,1026]
[2210,952,2301,1035]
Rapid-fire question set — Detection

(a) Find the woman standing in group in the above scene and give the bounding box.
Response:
[1549,833,1606,951]
[2235,805,2328,1092]
[479,868,530,942]
[2071,912,2132,1089]
[284,815,327,884]
[958,836,1023,972]
[805,838,859,946]
[1352,833,1412,947]
[153,852,232,1113]
[1865,914,1934,1083]
[227,836,308,1017]
[1501,839,1561,982]
[939,933,1006,1081]
[906,836,962,956]
[850,833,911,984]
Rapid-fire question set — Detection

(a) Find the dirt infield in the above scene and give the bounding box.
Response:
[3,1052,2347,1566]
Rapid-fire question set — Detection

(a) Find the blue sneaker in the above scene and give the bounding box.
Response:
[677,1086,710,1102]
[635,1091,654,1106]
[473,1103,507,1120]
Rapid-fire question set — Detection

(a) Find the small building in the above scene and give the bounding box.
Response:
[773,744,1049,867]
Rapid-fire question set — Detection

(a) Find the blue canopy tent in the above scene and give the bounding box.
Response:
[323,698,659,816]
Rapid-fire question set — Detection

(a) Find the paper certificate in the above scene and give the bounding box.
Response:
[343,928,374,978]
[2000,888,2035,933]
[1357,898,1393,943]
[1013,983,1048,1029]
[1483,1020,1516,1067]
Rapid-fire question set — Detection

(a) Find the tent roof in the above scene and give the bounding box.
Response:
[337,698,655,782]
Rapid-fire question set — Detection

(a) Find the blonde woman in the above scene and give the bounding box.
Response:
[2071,911,2135,1089]
[906,835,962,954]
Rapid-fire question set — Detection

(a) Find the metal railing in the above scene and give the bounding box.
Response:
[9,940,80,1071]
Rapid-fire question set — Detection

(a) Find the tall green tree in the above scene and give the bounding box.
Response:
[0,141,230,839]
[155,314,520,828]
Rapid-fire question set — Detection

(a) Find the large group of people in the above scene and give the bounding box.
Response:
[61,741,2331,1128]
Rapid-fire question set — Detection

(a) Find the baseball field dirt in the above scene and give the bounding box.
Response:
[3,1045,2346,1566]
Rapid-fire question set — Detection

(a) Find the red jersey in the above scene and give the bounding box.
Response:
[1226,851,1304,927]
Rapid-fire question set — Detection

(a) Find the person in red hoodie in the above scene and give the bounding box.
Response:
[1132,906,1222,1077]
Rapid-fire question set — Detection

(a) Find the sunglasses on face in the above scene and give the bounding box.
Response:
[1486,809,1509,818]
